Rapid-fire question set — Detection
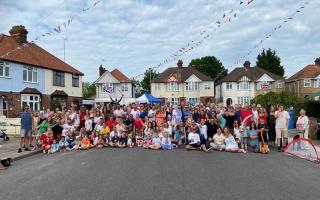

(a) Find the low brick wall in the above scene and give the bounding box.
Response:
[0,116,21,136]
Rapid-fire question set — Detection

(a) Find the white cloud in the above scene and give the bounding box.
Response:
[0,0,319,82]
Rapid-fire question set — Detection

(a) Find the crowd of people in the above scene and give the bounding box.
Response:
[17,100,309,155]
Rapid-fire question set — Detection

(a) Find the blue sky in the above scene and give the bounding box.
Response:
[0,0,319,82]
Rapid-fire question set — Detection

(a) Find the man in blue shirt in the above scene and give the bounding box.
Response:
[18,106,33,153]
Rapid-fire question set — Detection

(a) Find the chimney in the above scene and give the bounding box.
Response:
[177,60,183,68]
[243,60,251,69]
[9,25,28,43]
[315,58,320,66]
[99,64,106,77]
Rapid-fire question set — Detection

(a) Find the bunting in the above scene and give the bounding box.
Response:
[131,0,254,79]
[0,0,102,59]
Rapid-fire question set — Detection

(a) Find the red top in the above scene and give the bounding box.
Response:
[40,133,53,146]
[106,120,118,131]
[240,109,253,126]
[133,119,144,130]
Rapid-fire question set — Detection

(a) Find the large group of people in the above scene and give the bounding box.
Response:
[17,100,309,155]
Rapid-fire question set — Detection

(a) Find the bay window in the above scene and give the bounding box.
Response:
[21,94,40,111]
[167,82,179,91]
[185,82,199,91]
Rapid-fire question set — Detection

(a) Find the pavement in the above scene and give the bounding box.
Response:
[0,147,319,200]
[0,137,41,161]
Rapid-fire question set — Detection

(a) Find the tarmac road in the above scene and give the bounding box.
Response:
[0,148,319,200]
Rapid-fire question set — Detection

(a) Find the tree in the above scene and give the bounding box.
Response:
[82,82,96,99]
[251,91,301,111]
[188,56,227,84]
[256,48,285,77]
[140,68,159,93]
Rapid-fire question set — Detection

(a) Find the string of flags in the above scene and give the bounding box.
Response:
[0,0,102,59]
[213,0,311,82]
[131,0,255,79]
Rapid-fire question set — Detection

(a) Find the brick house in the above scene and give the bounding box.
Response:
[286,58,320,99]
[0,25,83,117]
[150,60,215,105]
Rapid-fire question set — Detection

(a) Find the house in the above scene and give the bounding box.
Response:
[215,61,285,106]
[94,65,136,105]
[0,25,83,117]
[286,58,320,100]
[150,60,215,105]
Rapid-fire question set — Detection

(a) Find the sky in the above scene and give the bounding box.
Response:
[0,0,319,82]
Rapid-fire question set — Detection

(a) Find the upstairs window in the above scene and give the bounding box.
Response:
[0,61,10,78]
[121,83,129,92]
[167,82,179,91]
[23,66,38,83]
[276,81,283,89]
[226,82,232,90]
[304,79,311,87]
[185,82,199,91]
[204,82,211,90]
[53,71,65,87]
[72,74,79,87]
[237,81,250,90]
[154,83,161,91]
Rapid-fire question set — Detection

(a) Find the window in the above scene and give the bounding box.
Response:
[23,66,37,83]
[167,98,179,105]
[226,82,232,90]
[304,79,311,87]
[188,98,199,105]
[0,61,10,78]
[276,81,283,89]
[53,71,65,87]
[155,83,161,91]
[237,81,250,90]
[257,81,270,90]
[185,82,199,91]
[314,79,320,88]
[237,96,251,105]
[21,94,40,111]
[204,82,211,90]
[167,82,179,91]
[72,74,79,87]
[121,83,129,92]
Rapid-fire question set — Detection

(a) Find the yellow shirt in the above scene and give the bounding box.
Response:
[100,126,110,137]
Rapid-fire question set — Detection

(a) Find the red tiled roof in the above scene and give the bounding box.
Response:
[111,69,132,83]
[51,90,68,96]
[0,34,83,75]
[286,64,320,82]
[20,87,41,94]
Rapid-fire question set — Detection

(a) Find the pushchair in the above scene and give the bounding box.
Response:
[0,128,9,142]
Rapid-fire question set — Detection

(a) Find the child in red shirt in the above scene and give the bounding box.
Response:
[40,128,53,154]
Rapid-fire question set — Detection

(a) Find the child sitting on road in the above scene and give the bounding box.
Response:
[40,128,53,154]
[50,139,60,153]
[80,134,93,150]
[135,129,144,147]
[109,126,119,147]
[127,133,134,148]
[96,135,105,149]
[59,136,66,152]
[143,134,153,149]
[148,132,162,150]
[161,132,174,150]
[172,125,183,147]
[118,132,127,148]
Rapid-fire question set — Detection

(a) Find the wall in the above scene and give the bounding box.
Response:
[44,70,82,97]
[0,61,45,93]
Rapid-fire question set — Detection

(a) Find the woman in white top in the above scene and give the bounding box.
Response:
[296,109,309,139]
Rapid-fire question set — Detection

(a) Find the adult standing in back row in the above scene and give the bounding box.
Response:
[19,106,33,153]
[275,104,290,152]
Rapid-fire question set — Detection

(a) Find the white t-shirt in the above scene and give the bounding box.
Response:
[198,124,208,139]
[148,109,156,122]
[275,110,290,129]
[95,124,102,132]
[188,132,200,144]
[213,133,225,145]
[130,109,140,120]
